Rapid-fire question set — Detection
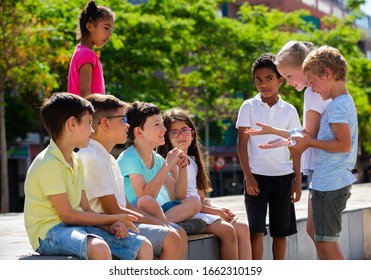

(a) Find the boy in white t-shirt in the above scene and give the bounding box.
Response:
[78,94,186,259]
[236,53,302,260]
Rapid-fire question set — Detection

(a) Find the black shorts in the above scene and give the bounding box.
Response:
[244,173,297,237]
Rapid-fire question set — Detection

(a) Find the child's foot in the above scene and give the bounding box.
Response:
[177,218,206,235]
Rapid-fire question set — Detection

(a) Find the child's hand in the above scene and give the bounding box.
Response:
[290,129,313,153]
[219,208,235,222]
[245,175,260,196]
[118,214,139,234]
[258,138,289,149]
[110,221,129,238]
[245,122,272,136]
[177,152,188,168]
[166,148,182,168]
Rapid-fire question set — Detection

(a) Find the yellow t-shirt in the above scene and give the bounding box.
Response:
[24,140,84,250]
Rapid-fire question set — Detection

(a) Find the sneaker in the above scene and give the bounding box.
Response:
[177,218,207,235]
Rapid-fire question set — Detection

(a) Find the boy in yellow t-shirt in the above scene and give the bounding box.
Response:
[24,92,152,260]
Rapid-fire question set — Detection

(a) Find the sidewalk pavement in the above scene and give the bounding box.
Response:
[0,183,370,260]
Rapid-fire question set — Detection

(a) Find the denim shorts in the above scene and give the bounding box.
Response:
[161,200,181,212]
[134,223,169,257]
[311,185,352,242]
[37,223,146,260]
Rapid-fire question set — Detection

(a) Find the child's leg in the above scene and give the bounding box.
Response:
[160,228,184,260]
[137,195,168,223]
[135,239,154,260]
[311,186,351,260]
[315,241,346,260]
[307,193,325,259]
[165,196,202,223]
[204,219,238,259]
[272,237,287,260]
[250,232,265,260]
[306,194,315,241]
[232,220,252,260]
[87,227,150,260]
[87,237,112,260]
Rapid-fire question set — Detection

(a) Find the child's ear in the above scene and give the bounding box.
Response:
[100,118,110,130]
[65,116,77,131]
[133,127,142,138]
[86,22,93,32]
[278,76,285,84]
[324,67,333,80]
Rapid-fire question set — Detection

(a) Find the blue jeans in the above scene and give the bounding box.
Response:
[37,223,145,260]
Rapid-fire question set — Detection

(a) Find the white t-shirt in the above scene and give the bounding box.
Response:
[78,139,127,213]
[186,156,201,200]
[187,156,221,225]
[301,88,331,172]
[236,93,302,176]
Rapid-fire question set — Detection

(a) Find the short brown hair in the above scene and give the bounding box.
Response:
[303,45,348,81]
[85,94,128,130]
[126,101,161,143]
[40,92,94,141]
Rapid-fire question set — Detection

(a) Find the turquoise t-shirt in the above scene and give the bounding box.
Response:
[117,146,171,206]
[311,94,358,191]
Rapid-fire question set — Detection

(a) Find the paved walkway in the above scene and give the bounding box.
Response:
[0,183,370,260]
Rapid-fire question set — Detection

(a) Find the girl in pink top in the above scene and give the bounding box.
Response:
[68,0,114,97]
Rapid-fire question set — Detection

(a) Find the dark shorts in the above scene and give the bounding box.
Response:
[244,173,297,237]
[311,185,351,242]
[161,200,181,212]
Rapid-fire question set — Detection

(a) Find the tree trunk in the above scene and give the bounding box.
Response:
[0,81,9,213]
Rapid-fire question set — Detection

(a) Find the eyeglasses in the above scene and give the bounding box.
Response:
[98,115,128,125]
[168,127,193,138]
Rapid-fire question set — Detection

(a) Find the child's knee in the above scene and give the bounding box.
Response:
[184,196,202,212]
[163,229,182,249]
[137,239,153,260]
[137,195,158,211]
[87,237,112,260]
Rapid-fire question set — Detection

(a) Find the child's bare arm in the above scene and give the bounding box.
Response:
[198,190,235,221]
[292,123,351,153]
[289,148,302,203]
[49,192,139,232]
[129,148,181,199]
[245,122,290,138]
[79,63,93,98]
[237,127,259,196]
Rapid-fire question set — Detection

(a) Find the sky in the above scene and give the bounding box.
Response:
[361,0,371,16]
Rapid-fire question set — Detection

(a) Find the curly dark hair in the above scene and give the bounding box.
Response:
[76,0,114,40]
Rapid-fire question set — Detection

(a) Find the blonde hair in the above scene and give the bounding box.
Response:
[303,45,348,81]
[275,41,316,68]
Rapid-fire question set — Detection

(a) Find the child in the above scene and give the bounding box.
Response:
[236,53,302,260]
[23,92,152,260]
[244,41,331,255]
[68,0,114,97]
[116,101,206,236]
[158,108,252,260]
[78,94,185,260]
[291,46,358,260]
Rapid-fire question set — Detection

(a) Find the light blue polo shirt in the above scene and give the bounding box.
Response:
[311,94,358,191]
[117,146,171,206]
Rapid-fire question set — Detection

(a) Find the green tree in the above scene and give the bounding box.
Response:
[0,0,57,212]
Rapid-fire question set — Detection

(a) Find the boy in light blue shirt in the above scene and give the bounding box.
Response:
[291,46,358,260]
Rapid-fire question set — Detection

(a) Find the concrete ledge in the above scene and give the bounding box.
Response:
[262,207,371,260]
[2,184,371,260]
[18,233,221,260]
[186,234,220,260]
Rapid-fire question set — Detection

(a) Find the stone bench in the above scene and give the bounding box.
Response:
[18,233,221,260]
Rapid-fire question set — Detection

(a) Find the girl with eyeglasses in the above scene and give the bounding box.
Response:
[158,108,252,260]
